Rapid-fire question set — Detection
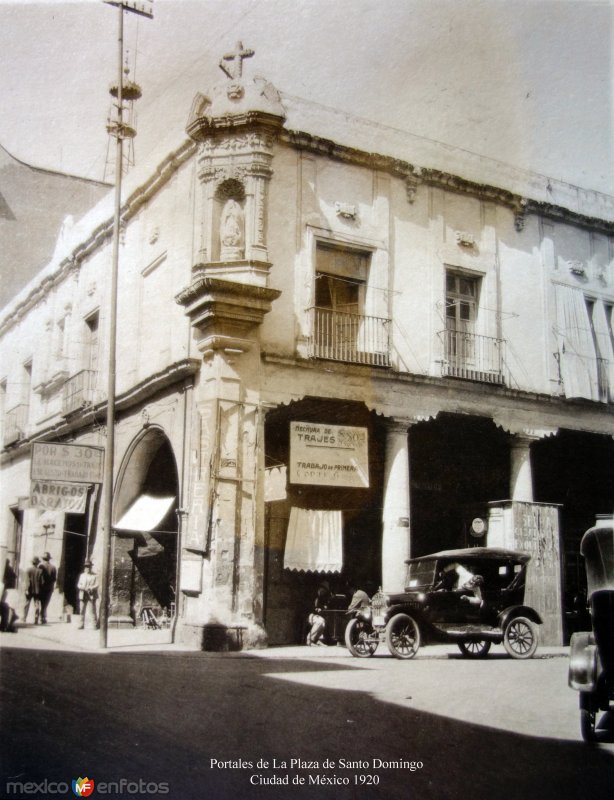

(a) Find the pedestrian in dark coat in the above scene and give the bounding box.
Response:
[23,557,42,624]
[38,552,57,624]
[1,560,19,632]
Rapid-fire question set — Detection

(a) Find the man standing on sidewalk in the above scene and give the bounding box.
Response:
[38,552,57,625]
[23,557,42,624]
[77,560,99,630]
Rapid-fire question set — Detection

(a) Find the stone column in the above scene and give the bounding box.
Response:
[510,434,536,502]
[382,418,412,592]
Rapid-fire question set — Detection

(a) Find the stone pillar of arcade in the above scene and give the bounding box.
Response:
[381,418,414,592]
[510,433,537,502]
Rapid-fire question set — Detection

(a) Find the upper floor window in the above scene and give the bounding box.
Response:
[445,273,479,333]
[554,284,614,402]
[21,361,32,406]
[441,271,504,385]
[308,243,389,367]
[62,312,99,416]
[84,312,99,373]
[3,363,31,446]
[585,298,614,402]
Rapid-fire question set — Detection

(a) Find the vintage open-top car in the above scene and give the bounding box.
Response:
[345,547,542,660]
[568,524,614,743]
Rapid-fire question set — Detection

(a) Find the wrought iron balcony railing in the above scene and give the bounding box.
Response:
[62,369,98,416]
[439,328,506,385]
[3,403,29,447]
[307,307,391,367]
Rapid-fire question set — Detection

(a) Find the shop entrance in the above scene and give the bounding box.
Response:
[111,428,179,624]
[533,429,614,640]
[60,512,88,613]
[263,399,385,645]
[409,413,510,556]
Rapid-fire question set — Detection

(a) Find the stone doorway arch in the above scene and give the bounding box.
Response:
[111,427,179,624]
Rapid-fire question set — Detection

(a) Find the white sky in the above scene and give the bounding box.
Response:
[0,0,612,194]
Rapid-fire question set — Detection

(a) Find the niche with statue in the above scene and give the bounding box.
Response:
[214,179,246,261]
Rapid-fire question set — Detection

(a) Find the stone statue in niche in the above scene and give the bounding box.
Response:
[220,198,245,260]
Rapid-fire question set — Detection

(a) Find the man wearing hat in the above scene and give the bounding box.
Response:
[23,556,42,624]
[77,559,99,630]
[38,552,57,625]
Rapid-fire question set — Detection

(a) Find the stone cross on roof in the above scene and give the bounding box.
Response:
[219,41,254,81]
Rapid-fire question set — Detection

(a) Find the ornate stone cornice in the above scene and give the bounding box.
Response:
[176,275,281,355]
[176,275,279,308]
[280,129,614,235]
[187,110,285,141]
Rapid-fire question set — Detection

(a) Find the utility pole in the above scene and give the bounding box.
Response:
[100,0,153,649]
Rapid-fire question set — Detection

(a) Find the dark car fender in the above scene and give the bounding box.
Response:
[497,605,543,630]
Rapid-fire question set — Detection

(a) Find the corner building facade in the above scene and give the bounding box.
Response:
[1,51,613,648]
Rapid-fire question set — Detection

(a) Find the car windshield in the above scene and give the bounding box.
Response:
[406,559,437,588]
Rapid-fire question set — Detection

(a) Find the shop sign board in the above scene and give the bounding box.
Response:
[289,422,369,488]
[31,442,104,484]
[30,481,89,513]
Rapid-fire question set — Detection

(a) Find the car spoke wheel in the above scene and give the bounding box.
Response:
[579,693,597,743]
[344,618,378,658]
[503,616,538,659]
[386,613,420,660]
[458,640,491,659]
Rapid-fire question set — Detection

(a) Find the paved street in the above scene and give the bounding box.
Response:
[1,625,613,800]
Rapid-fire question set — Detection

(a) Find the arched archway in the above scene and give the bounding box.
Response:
[110,427,179,623]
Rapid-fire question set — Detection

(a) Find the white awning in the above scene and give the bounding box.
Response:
[114,495,175,532]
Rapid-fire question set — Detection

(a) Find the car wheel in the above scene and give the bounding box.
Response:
[458,640,491,659]
[503,616,538,659]
[386,613,420,659]
[579,693,597,743]
[344,618,378,658]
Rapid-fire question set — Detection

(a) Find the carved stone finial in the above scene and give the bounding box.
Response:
[219,41,254,81]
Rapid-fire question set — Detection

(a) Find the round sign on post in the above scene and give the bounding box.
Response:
[471,517,487,538]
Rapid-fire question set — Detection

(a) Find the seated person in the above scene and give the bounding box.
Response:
[441,562,484,607]
[306,581,331,646]
[346,585,371,615]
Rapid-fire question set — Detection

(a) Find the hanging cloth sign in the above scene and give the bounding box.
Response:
[30,481,88,513]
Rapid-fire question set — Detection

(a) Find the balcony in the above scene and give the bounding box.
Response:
[307,307,391,367]
[440,328,506,385]
[62,369,98,416]
[3,404,29,447]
